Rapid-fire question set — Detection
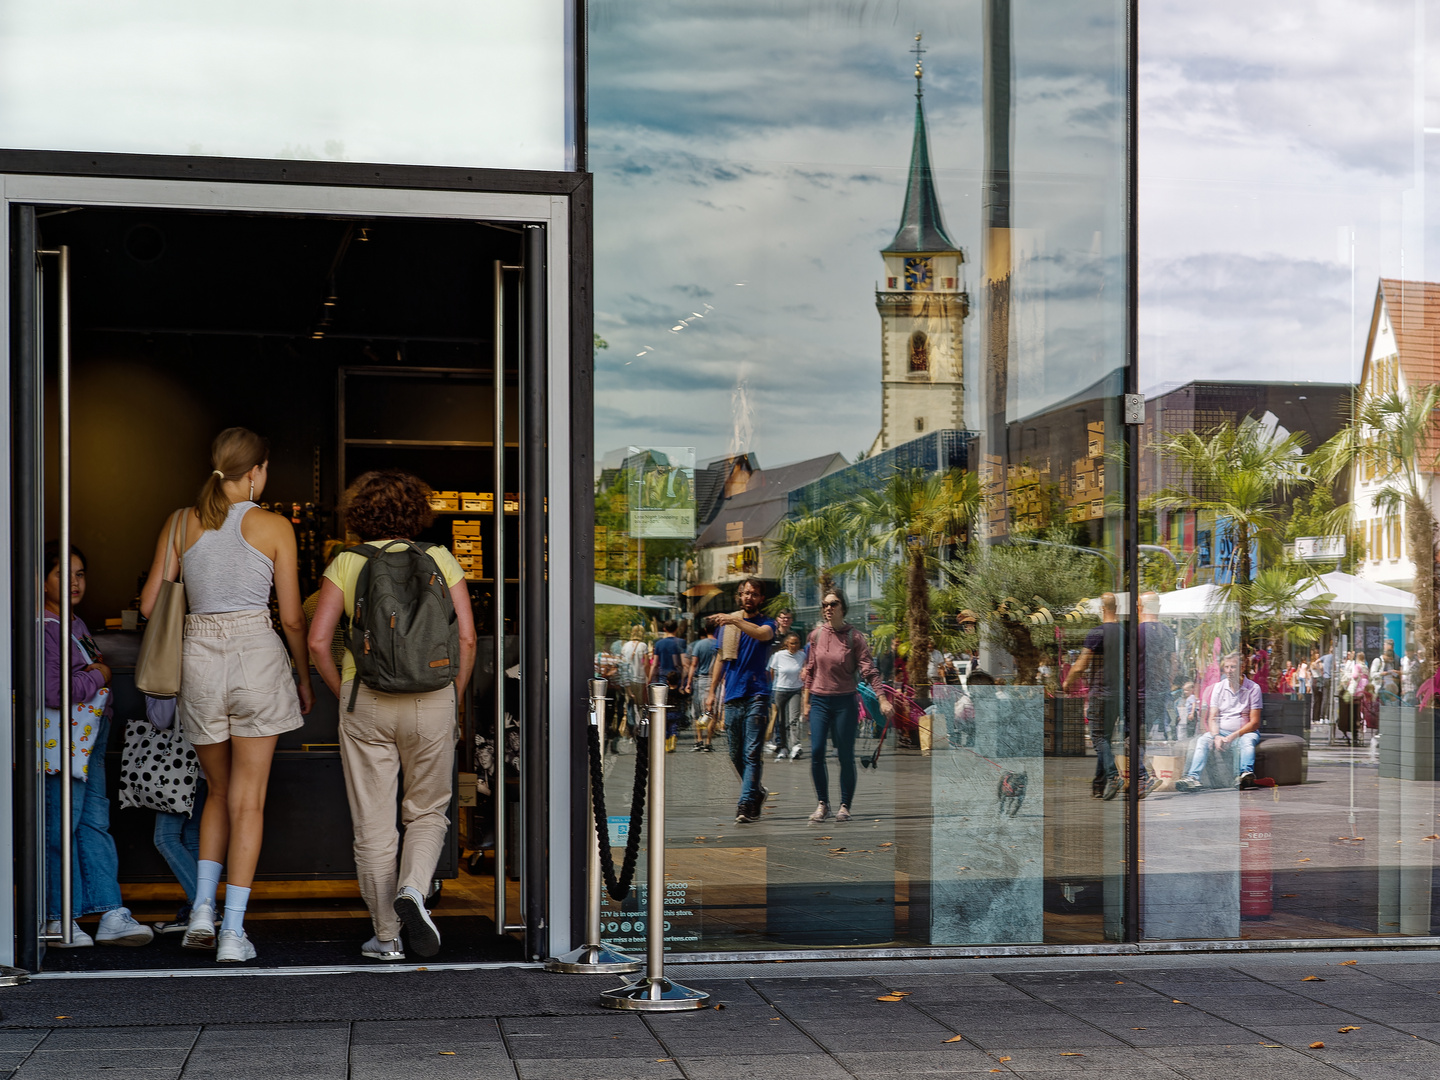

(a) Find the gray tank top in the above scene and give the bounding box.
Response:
[184,502,275,614]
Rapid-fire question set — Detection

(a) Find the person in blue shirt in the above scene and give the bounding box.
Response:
[649,620,685,683]
[684,625,719,751]
[704,578,776,823]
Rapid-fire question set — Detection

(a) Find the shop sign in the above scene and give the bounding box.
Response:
[1294,535,1346,562]
[628,446,697,539]
[598,878,700,948]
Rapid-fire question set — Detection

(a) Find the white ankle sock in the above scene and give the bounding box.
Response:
[196,860,223,909]
[220,885,250,935]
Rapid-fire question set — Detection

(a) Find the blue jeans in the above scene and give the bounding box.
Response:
[725,695,769,813]
[45,714,122,920]
[154,779,208,914]
[1184,730,1258,781]
[809,693,859,810]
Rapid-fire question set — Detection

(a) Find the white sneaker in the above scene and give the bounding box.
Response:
[182,899,217,951]
[790,747,804,761]
[774,748,788,761]
[394,886,441,958]
[216,928,256,963]
[763,742,778,754]
[45,920,93,948]
[361,936,406,961]
[96,907,154,947]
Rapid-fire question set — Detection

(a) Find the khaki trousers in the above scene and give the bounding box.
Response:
[338,681,456,943]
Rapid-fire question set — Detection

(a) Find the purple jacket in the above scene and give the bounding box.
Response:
[44,613,106,711]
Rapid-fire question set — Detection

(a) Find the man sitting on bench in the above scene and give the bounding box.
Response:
[1175,651,1261,792]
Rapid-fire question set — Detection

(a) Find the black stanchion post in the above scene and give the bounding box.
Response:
[546,678,643,974]
[599,683,708,1010]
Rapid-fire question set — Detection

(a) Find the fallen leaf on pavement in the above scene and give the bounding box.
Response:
[1423,835,1439,841]
[1297,857,1311,862]
[438,1051,456,1055]
[891,991,912,996]
[1059,1052,1085,1057]
[1338,1026,1360,1033]
[998,1056,1011,1062]
[944,1035,964,1043]
[1261,1044,1283,1047]
[1172,999,1187,1004]
[877,995,904,1002]
[1114,980,1124,984]
[990,1070,1003,1073]
[1310,1041,1325,1049]
[1302,976,1325,982]
[1339,960,1357,966]
[54,1016,69,1020]
[1132,1027,1147,1031]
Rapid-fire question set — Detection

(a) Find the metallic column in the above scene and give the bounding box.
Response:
[493,258,510,935]
[599,684,708,1010]
[544,678,641,973]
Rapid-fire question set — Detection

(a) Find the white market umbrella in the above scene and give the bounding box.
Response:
[595,582,671,609]
[1301,571,1417,617]
[1157,583,1233,617]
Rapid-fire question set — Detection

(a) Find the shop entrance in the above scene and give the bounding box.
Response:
[10,184,558,972]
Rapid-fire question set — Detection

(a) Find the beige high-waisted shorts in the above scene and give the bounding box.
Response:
[178,609,304,745]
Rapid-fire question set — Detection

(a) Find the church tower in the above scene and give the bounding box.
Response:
[872,35,968,454]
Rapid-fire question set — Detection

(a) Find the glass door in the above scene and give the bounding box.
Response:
[10,198,552,970]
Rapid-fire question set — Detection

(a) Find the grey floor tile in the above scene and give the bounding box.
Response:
[0,1037,43,1055]
[1384,1021,1440,1040]
[1333,1063,1440,1080]
[834,1048,1017,1076]
[179,1044,349,1078]
[351,1018,504,1045]
[19,1047,187,1070]
[38,1026,198,1051]
[514,1060,680,1080]
[1176,1068,1349,1080]
[675,1052,853,1080]
[16,1069,178,1080]
[192,1023,349,1047]
[1249,1023,1440,1054]
[807,1027,969,1053]
[1143,1044,1323,1064]
[350,1045,515,1080]
[958,1029,1130,1051]
[501,1015,665,1059]
[939,1046,1155,1073]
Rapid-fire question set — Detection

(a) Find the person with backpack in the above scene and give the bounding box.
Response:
[801,589,891,824]
[307,470,476,962]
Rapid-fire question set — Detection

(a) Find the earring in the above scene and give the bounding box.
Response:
[249,479,255,501]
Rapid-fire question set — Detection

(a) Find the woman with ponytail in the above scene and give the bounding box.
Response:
[139,427,313,963]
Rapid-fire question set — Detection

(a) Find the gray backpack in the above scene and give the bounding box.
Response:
[345,541,460,712]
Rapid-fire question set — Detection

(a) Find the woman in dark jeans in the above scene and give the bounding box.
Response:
[800,590,891,825]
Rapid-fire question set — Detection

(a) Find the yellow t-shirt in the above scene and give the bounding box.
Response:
[323,540,465,687]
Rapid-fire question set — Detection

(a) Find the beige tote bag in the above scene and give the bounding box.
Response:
[135,509,189,698]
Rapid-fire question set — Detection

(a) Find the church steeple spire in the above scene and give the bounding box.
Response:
[885,33,958,254]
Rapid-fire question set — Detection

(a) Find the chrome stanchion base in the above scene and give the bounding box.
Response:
[599,975,710,1011]
[544,943,644,975]
[0,967,28,988]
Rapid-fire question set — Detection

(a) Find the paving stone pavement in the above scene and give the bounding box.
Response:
[0,951,1437,1077]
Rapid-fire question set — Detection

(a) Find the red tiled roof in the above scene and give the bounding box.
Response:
[1378,279,1440,385]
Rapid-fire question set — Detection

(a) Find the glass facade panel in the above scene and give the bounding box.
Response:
[0,2,570,169]
[1138,3,1439,939]
[589,1,1132,950]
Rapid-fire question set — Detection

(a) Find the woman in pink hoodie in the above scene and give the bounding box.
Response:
[801,589,891,825]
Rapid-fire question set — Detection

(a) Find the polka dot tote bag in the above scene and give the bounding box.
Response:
[119,713,199,816]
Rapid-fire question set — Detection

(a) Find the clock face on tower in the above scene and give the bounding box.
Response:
[903,256,934,291]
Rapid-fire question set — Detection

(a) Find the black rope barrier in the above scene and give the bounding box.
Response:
[587,723,649,901]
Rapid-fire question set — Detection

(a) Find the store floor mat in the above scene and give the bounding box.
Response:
[33,916,523,973]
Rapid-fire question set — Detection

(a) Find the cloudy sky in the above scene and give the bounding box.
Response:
[590,0,1435,469]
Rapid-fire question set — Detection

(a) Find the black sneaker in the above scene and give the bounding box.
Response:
[735,809,757,824]
[1236,771,1255,790]
[1091,780,1105,799]
[394,886,441,957]
[690,743,706,752]
[702,744,714,753]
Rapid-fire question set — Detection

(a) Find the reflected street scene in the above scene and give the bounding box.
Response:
[588,0,1439,951]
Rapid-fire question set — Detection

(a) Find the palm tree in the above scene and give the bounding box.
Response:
[847,467,982,696]
[1149,416,1308,655]
[1314,384,1440,689]
[769,501,861,605]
